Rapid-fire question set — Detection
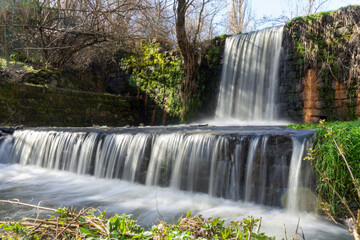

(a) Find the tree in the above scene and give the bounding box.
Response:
[257,0,330,28]
[227,0,253,35]
[175,0,223,117]
[0,0,149,68]
[284,0,330,19]
[138,0,176,47]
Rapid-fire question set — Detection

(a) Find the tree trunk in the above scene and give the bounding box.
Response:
[175,0,200,119]
[3,11,9,68]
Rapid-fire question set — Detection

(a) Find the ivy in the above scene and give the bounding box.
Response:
[123,42,184,119]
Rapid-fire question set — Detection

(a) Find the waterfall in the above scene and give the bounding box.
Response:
[0,127,314,209]
[244,137,260,202]
[215,26,283,121]
[0,26,316,214]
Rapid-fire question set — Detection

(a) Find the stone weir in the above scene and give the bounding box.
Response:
[0,126,315,211]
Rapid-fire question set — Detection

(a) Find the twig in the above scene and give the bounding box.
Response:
[256,217,262,234]
[284,224,288,240]
[0,199,57,212]
[36,200,57,220]
[294,218,300,240]
[55,208,87,239]
[155,191,163,218]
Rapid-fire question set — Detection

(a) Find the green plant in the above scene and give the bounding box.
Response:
[0,201,275,239]
[10,53,27,62]
[123,41,184,120]
[302,120,360,239]
[288,120,360,215]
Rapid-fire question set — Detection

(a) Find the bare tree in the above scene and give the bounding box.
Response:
[137,0,176,47]
[227,0,253,35]
[283,0,330,20]
[0,0,150,68]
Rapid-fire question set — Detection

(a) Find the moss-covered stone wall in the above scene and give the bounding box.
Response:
[279,6,360,123]
[0,83,143,127]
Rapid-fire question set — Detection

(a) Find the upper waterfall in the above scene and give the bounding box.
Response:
[215,26,284,121]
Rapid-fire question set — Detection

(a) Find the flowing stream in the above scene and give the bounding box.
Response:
[0,126,352,239]
[0,26,352,239]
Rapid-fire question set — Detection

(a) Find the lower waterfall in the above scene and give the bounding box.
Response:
[1,126,314,208]
[0,126,351,239]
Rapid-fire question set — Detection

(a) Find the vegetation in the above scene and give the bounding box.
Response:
[123,42,183,120]
[288,120,360,224]
[0,200,274,240]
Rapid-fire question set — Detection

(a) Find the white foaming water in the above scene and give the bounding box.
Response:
[287,137,307,212]
[215,26,284,121]
[3,128,315,209]
[202,119,291,127]
[0,164,351,240]
[244,136,260,202]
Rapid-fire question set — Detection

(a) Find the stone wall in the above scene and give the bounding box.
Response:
[0,82,143,127]
[357,88,360,118]
[279,6,360,123]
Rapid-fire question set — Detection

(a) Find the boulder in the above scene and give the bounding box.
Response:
[0,127,15,134]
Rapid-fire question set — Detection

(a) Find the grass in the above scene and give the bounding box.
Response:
[0,200,274,240]
[288,120,360,217]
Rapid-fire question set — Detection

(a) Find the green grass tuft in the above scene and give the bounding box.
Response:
[288,120,360,216]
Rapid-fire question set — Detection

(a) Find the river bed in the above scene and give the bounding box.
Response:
[0,163,351,240]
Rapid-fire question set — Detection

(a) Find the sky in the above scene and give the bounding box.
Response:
[252,0,360,21]
[232,0,359,31]
[214,0,359,34]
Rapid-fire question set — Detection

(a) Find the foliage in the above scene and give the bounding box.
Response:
[288,120,360,217]
[0,200,274,239]
[290,120,360,239]
[185,42,224,121]
[0,57,36,73]
[152,213,272,240]
[290,10,335,24]
[123,41,184,119]
[213,34,228,40]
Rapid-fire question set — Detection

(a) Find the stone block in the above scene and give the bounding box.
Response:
[303,100,314,109]
[335,100,344,108]
[310,109,322,116]
[296,84,303,93]
[310,116,320,123]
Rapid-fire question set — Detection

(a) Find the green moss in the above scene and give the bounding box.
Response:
[213,34,228,40]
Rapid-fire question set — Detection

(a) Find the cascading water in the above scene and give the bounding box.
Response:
[215,26,283,121]
[0,26,347,239]
[0,126,314,209]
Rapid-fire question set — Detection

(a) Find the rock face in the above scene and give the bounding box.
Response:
[279,6,360,123]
